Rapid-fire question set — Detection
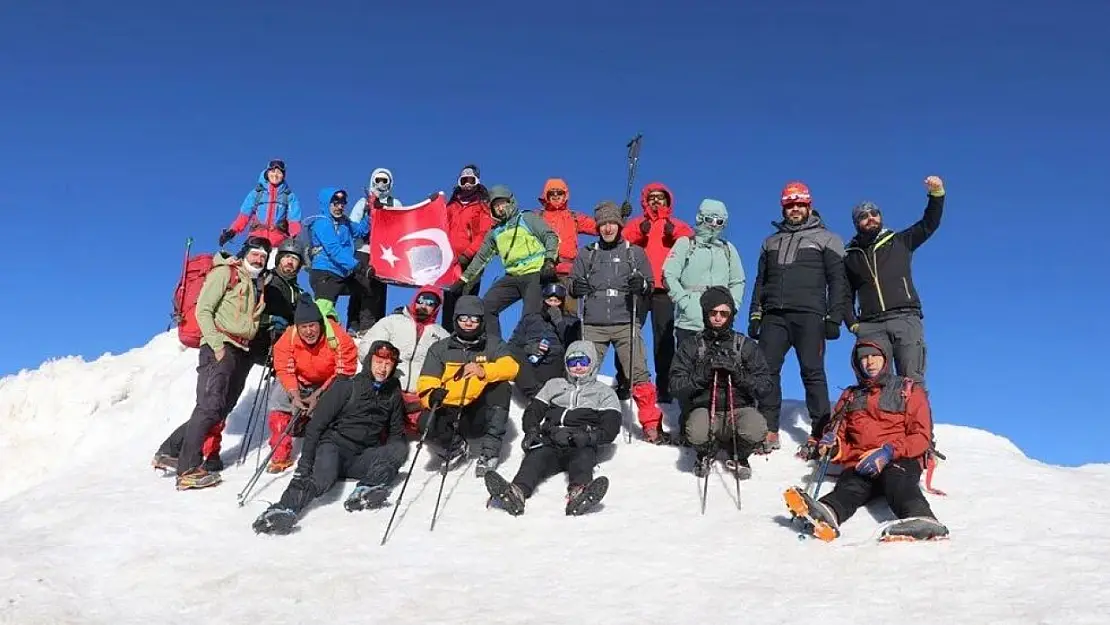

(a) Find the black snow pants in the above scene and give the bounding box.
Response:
[757,311,831,437]
[509,347,565,397]
[309,268,379,334]
[511,445,598,497]
[481,273,543,341]
[819,458,936,524]
[615,289,676,397]
[345,250,388,333]
[277,438,409,513]
[417,381,512,458]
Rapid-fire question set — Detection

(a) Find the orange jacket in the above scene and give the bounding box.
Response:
[537,178,597,275]
[273,319,358,394]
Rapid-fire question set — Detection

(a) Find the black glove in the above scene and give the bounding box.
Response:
[427,192,440,202]
[521,430,543,452]
[570,276,592,298]
[825,320,841,341]
[275,218,289,234]
[570,428,598,448]
[539,259,557,283]
[445,280,466,294]
[457,253,471,269]
[639,219,652,237]
[218,229,235,247]
[549,427,574,448]
[620,201,633,219]
[708,350,737,374]
[627,274,646,294]
[541,305,563,323]
[747,317,761,340]
[663,219,676,240]
[428,387,448,410]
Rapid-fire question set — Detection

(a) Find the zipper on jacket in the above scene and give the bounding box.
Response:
[864,248,887,312]
[901,277,911,299]
[559,381,580,426]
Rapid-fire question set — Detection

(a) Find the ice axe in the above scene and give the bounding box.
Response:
[168,236,194,330]
[623,133,643,210]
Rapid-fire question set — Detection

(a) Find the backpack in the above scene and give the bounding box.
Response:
[250,183,292,231]
[172,253,240,349]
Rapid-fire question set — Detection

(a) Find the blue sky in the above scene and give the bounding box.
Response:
[1,1,1107,465]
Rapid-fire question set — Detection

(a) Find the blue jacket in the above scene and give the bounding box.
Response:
[307,187,370,278]
[231,170,302,235]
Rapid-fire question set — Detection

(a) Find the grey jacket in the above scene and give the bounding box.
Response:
[570,239,654,326]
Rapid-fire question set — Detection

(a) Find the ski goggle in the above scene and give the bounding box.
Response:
[267,159,286,172]
[330,192,348,205]
[373,177,390,185]
[370,343,399,362]
[456,314,481,324]
[415,293,441,307]
[697,214,726,227]
[781,191,811,206]
[565,354,592,368]
[542,282,567,299]
[458,175,478,186]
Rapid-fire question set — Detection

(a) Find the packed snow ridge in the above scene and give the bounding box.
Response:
[1,332,1108,624]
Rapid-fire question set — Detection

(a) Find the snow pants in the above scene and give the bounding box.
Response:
[276,438,409,514]
[684,406,767,457]
[820,458,936,524]
[345,250,388,333]
[309,268,378,334]
[757,311,831,437]
[266,384,317,464]
[509,347,565,397]
[616,289,676,397]
[584,323,662,430]
[511,445,598,497]
[482,273,543,340]
[160,344,254,475]
[854,312,927,387]
[441,272,482,333]
[417,381,512,457]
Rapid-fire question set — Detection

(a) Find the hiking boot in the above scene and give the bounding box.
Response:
[176,468,222,491]
[724,455,752,480]
[566,477,609,516]
[267,458,294,474]
[152,453,178,472]
[344,484,391,512]
[439,436,469,468]
[783,486,840,542]
[693,450,713,478]
[252,506,298,535]
[879,517,950,542]
[795,437,819,461]
[203,454,224,472]
[642,424,666,445]
[484,470,526,516]
[755,431,780,455]
[475,455,499,478]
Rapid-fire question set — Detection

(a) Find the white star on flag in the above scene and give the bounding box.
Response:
[379,245,400,267]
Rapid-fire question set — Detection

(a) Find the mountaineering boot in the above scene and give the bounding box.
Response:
[755,431,781,455]
[152,453,178,473]
[344,484,391,512]
[203,454,224,472]
[440,436,469,469]
[484,470,526,516]
[879,517,950,542]
[693,448,713,478]
[252,506,298,535]
[724,455,752,480]
[795,437,819,461]
[475,454,499,478]
[267,458,294,474]
[642,423,666,445]
[783,486,840,542]
[176,468,221,491]
[566,476,609,516]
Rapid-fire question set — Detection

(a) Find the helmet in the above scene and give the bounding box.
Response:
[275,238,306,265]
[780,181,812,207]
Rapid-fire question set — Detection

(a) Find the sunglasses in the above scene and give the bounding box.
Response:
[416,295,440,307]
[857,209,881,220]
[459,176,478,186]
[373,178,390,185]
[646,193,668,202]
[456,314,481,324]
[565,355,592,368]
[708,309,732,318]
[697,215,726,227]
[547,189,566,197]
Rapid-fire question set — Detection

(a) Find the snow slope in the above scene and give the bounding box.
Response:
[2,332,1109,624]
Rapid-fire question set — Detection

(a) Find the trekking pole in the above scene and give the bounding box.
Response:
[623,134,643,207]
[381,402,441,546]
[168,237,194,330]
[237,363,274,466]
[236,408,301,507]
[626,291,637,444]
[727,375,741,511]
[700,371,718,515]
[430,368,475,532]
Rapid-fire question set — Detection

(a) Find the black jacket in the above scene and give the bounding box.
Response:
[844,194,943,326]
[749,211,848,323]
[507,306,579,365]
[248,270,304,364]
[669,330,773,410]
[296,374,406,472]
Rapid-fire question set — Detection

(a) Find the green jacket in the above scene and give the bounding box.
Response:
[662,199,746,331]
[462,196,558,282]
[196,253,261,352]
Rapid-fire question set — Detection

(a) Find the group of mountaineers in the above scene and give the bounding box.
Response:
[153,155,951,543]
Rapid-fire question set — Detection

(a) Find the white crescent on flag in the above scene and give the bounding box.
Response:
[396,228,455,285]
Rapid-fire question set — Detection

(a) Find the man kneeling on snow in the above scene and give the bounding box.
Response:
[252,340,409,535]
[784,337,949,542]
[484,341,621,516]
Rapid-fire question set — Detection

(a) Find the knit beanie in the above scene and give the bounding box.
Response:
[594,201,623,227]
[294,297,324,325]
[852,201,881,223]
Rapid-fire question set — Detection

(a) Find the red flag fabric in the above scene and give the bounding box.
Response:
[368,193,462,287]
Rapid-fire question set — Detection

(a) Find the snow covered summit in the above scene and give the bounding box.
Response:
[1,332,1108,624]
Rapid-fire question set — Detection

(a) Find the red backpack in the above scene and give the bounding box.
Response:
[172,253,239,348]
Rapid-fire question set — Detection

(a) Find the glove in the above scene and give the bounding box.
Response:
[639,219,652,237]
[275,218,288,234]
[457,253,471,269]
[428,387,449,410]
[825,320,840,340]
[218,229,235,247]
[570,428,598,448]
[571,276,592,298]
[520,430,543,452]
[620,201,633,219]
[427,192,440,202]
[445,280,466,294]
[708,350,739,376]
[747,317,761,340]
[270,316,289,334]
[627,274,646,294]
[291,394,309,414]
[539,259,556,283]
[663,219,676,240]
[817,428,838,459]
[856,444,894,477]
[549,427,574,448]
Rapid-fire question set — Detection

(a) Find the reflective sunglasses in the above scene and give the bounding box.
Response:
[697,214,727,227]
[456,314,481,324]
[565,355,592,368]
[416,294,441,307]
[857,208,881,220]
[373,177,390,186]
[458,175,478,186]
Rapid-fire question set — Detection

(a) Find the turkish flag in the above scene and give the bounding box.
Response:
[369,192,462,287]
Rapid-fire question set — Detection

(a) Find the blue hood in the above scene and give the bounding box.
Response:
[317,186,343,211]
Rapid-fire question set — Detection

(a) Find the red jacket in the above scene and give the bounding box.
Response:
[272,319,359,395]
[446,191,493,260]
[622,182,694,286]
[536,178,597,275]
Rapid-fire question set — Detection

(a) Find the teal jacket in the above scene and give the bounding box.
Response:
[662,199,746,331]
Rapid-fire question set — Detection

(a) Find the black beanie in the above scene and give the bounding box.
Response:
[294,297,324,325]
[700,286,735,335]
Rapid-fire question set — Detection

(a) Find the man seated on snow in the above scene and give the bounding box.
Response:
[252,341,410,535]
[416,295,520,478]
[266,296,359,473]
[506,281,580,397]
[783,337,949,543]
[484,341,621,517]
[669,287,772,478]
[361,287,449,438]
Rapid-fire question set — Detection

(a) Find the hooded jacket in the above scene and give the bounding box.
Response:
[570,236,654,326]
[415,296,520,408]
[307,186,370,278]
[461,186,559,282]
[349,168,404,254]
[507,302,580,365]
[622,182,694,286]
[521,341,622,445]
[446,185,494,262]
[827,337,933,468]
[273,318,359,396]
[195,252,261,352]
[535,179,598,275]
[362,287,450,393]
[662,199,747,331]
[228,169,303,241]
[749,210,848,323]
